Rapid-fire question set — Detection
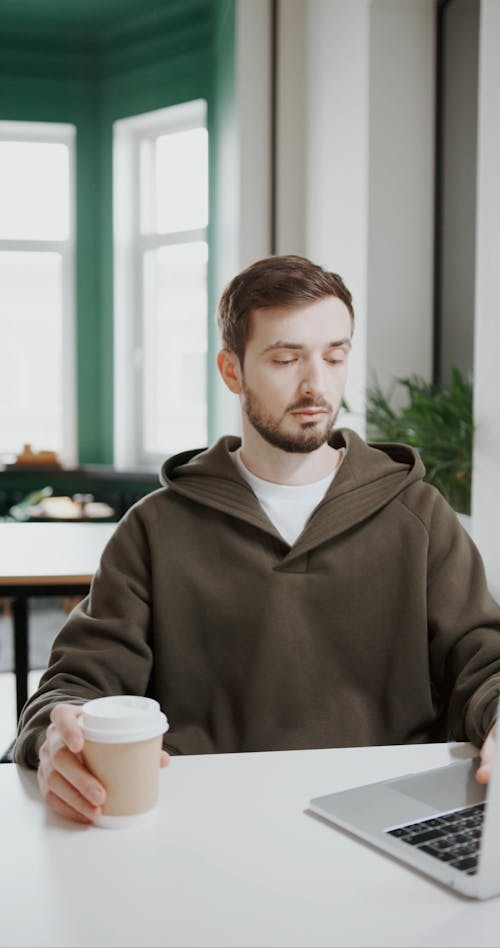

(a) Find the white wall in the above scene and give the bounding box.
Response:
[304,0,371,434]
[275,0,307,256]
[235,0,273,268]
[440,0,479,383]
[211,0,273,439]
[276,0,436,431]
[277,0,372,434]
[367,0,435,396]
[471,0,500,598]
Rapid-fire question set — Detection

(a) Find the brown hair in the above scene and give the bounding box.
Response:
[217,254,355,363]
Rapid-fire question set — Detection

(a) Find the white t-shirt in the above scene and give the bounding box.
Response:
[232,448,344,547]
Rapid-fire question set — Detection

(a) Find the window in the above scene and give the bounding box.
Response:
[114,101,208,467]
[0,122,76,463]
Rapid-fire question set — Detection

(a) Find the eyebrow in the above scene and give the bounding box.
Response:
[261,338,352,354]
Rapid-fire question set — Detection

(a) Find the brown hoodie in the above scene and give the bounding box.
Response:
[14,429,500,768]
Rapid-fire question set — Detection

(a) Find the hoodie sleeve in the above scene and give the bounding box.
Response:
[426,490,500,747]
[14,506,154,769]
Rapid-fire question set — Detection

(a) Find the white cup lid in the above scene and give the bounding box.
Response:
[79,695,169,743]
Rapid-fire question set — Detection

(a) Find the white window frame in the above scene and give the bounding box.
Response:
[0,120,77,465]
[113,100,208,469]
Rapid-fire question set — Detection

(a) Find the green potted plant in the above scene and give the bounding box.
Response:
[365,367,473,517]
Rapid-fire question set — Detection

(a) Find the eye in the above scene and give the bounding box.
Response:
[272,357,296,365]
[325,350,347,365]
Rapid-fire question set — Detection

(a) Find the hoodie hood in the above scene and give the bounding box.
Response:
[160,429,425,562]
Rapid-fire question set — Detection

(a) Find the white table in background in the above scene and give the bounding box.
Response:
[0,522,115,719]
[2,741,499,948]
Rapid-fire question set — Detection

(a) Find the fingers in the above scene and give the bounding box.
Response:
[44,768,103,822]
[37,746,105,821]
[476,725,496,785]
[44,792,94,825]
[50,703,85,754]
[160,750,170,768]
[476,761,492,783]
[37,704,106,824]
[476,765,491,785]
[43,735,105,803]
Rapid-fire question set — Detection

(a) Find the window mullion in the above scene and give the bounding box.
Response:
[0,239,68,253]
[131,134,145,471]
[140,228,208,251]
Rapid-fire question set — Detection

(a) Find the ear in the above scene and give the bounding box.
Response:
[217,349,243,394]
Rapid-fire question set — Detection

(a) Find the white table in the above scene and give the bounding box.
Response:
[0,522,115,718]
[2,742,500,948]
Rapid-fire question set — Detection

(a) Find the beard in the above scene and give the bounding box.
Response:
[242,382,338,454]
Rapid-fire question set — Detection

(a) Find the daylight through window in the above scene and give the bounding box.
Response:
[0,123,75,462]
[114,101,208,466]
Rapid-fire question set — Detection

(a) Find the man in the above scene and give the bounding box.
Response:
[14,254,500,824]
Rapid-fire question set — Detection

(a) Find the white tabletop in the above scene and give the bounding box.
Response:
[2,742,499,948]
[0,522,116,585]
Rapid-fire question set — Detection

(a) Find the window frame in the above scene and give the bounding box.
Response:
[0,121,77,464]
[113,100,208,469]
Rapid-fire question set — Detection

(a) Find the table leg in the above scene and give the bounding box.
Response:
[12,597,29,721]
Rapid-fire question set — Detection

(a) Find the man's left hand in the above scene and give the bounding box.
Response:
[476,724,497,784]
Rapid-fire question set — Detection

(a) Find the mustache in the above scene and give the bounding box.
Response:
[287,397,332,412]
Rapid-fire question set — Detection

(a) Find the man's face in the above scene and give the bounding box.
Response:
[238,297,352,453]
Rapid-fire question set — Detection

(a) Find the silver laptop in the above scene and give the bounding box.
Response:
[309,717,500,900]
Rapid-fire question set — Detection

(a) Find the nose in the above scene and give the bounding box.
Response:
[298,358,327,400]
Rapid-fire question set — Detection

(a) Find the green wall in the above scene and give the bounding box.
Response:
[0,0,224,465]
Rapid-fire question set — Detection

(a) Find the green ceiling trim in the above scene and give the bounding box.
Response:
[97,23,213,80]
[0,0,213,52]
[0,3,212,82]
[0,48,96,81]
[96,0,212,47]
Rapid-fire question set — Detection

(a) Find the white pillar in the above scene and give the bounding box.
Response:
[235,0,273,268]
[275,0,307,256]
[471,0,500,599]
[304,0,370,434]
[276,0,435,432]
[367,0,435,396]
[211,0,273,439]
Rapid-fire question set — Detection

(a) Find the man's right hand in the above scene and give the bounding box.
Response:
[37,704,106,824]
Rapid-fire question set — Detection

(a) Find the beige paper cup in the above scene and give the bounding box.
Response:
[79,695,168,828]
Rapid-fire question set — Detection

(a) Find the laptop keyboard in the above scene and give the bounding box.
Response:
[386,802,485,875]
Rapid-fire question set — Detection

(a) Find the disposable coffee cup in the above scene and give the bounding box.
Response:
[79,695,168,828]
